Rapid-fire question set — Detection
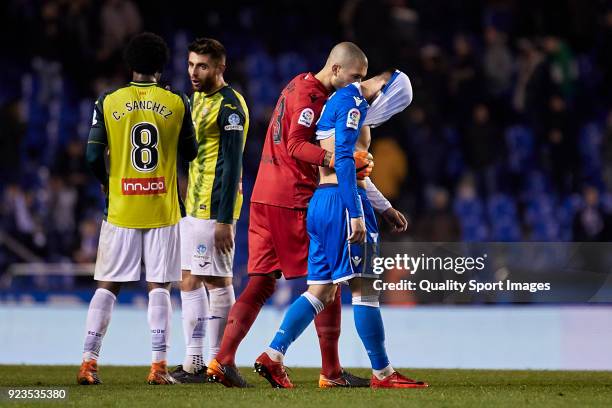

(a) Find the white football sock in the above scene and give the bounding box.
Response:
[373,364,395,380]
[265,347,285,363]
[148,288,172,363]
[206,285,235,363]
[180,287,208,373]
[82,288,116,361]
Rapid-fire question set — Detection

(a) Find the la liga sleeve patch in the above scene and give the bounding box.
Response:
[346,108,361,129]
[297,107,315,127]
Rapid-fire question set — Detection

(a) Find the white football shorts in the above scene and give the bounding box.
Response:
[180,216,235,277]
[94,220,181,283]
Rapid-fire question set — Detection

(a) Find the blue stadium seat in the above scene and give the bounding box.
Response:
[487,194,521,241]
[277,52,308,84]
[453,196,485,220]
[579,122,603,172]
[460,220,489,241]
[487,193,518,219]
[530,220,560,241]
[245,48,276,80]
[505,125,534,173]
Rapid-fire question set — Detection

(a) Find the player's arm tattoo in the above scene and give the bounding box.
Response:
[322,150,334,167]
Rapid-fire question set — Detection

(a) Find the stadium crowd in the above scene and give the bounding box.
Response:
[1,0,611,278]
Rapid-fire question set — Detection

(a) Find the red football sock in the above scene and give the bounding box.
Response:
[215,274,276,366]
[314,285,342,378]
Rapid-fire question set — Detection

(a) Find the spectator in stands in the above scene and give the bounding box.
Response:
[73,218,99,263]
[47,176,78,257]
[483,26,513,99]
[97,0,142,72]
[542,36,578,99]
[462,103,503,197]
[542,94,577,194]
[0,100,24,184]
[414,44,449,124]
[2,185,42,254]
[449,34,484,123]
[483,25,513,122]
[513,39,550,123]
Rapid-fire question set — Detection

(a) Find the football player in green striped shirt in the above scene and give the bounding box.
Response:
[171,38,249,383]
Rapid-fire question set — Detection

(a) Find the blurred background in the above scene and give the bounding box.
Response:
[1,0,612,369]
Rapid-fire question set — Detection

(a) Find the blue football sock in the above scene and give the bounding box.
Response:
[353,304,390,370]
[269,293,323,354]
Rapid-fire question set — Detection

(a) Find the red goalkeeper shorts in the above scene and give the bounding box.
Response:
[247,202,308,279]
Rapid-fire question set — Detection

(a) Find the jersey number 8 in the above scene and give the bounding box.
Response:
[131,122,159,172]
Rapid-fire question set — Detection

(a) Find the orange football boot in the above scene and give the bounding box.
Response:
[147,361,177,385]
[207,358,251,388]
[77,359,101,385]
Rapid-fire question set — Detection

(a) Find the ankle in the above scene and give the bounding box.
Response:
[373,364,394,380]
[265,347,284,363]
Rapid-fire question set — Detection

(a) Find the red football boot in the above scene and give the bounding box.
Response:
[254,352,294,388]
[370,371,429,389]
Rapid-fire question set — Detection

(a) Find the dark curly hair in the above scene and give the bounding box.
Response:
[188,38,226,63]
[123,32,170,75]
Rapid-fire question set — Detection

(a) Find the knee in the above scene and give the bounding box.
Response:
[240,274,276,306]
[255,274,277,299]
[322,287,338,307]
[98,281,121,296]
[204,276,233,290]
[309,285,337,307]
[351,294,380,308]
[180,272,204,291]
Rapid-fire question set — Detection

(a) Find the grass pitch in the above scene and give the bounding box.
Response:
[1,365,611,407]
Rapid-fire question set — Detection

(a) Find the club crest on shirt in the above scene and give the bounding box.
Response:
[346,108,361,129]
[297,108,314,127]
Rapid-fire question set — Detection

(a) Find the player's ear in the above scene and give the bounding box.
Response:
[332,64,341,77]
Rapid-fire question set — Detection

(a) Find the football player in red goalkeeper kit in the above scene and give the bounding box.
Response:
[207,42,407,388]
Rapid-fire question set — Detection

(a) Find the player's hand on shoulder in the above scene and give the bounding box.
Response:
[214,222,234,255]
[349,217,366,244]
[382,207,409,233]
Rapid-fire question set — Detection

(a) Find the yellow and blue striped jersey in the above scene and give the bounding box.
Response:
[186,85,248,223]
[87,81,196,228]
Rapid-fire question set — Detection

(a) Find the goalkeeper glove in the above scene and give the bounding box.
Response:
[354,151,374,179]
[329,151,374,179]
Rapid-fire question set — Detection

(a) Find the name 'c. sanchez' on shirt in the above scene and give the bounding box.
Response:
[110,100,174,120]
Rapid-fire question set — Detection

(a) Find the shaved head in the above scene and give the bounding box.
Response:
[318,42,368,90]
[325,42,368,68]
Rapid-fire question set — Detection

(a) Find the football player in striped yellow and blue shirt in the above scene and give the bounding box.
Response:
[170,38,249,383]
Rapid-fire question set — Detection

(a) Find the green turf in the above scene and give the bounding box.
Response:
[1,366,611,407]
